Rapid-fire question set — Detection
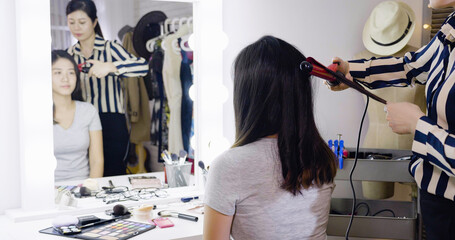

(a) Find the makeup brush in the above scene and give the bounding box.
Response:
[161,152,172,165]
[158,210,198,222]
[179,150,187,165]
[198,161,208,175]
[171,153,178,164]
[163,150,172,164]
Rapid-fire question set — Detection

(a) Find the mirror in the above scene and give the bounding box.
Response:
[50,0,195,187]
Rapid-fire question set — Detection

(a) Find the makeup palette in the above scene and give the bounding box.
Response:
[40,219,156,240]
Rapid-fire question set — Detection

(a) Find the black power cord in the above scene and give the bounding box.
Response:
[345,96,369,239]
[372,209,396,217]
[354,202,370,216]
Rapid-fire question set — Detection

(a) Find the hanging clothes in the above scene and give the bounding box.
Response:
[149,46,169,160]
[162,25,191,154]
[179,38,193,154]
[122,31,151,144]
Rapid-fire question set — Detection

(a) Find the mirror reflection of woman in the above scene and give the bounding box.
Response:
[52,50,103,182]
[65,0,148,176]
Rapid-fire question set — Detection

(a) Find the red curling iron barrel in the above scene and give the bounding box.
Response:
[300,58,340,86]
[300,57,387,104]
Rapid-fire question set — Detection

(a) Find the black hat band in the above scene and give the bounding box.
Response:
[370,15,412,47]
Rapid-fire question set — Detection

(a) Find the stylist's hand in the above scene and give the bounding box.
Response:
[87,60,117,78]
[326,57,351,91]
[385,102,425,134]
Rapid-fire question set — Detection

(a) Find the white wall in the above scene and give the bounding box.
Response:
[96,0,193,42]
[0,0,55,214]
[135,0,192,24]
[94,0,136,41]
[0,0,20,215]
[222,0,424,147]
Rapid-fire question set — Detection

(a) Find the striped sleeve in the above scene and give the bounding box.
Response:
[348,36,440,89]
[109,41,149,78]
[413,116,455,177]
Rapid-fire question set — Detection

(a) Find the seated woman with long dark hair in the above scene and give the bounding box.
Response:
[203,36,337,240]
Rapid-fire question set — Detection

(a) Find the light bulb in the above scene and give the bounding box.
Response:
[189,84,196,101]
[190,136,197,150]
[218,85,229,103]
[207,137,231,164]
[205,84,229,104]
[188,34,195,51]
[217,31,229,50]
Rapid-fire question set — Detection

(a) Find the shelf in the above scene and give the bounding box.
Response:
[335,148,415,183]
[328,198,417,239]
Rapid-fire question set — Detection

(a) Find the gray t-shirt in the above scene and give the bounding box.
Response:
[204,138,334,240]
[53,101,102,182]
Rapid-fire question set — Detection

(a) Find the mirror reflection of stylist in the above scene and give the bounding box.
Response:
[65,0,148,176]
[52,50,103,182]
[330,1,455,238]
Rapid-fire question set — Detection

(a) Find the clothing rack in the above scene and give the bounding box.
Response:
[146,17,193,53]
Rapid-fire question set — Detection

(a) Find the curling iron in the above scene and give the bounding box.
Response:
[78,62,92,74]
[77,62,116,76]
[300,57,387,104]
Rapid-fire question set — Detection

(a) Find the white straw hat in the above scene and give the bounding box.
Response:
[363,1,415,56]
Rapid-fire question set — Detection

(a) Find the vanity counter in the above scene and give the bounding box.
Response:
[1,172,204,240]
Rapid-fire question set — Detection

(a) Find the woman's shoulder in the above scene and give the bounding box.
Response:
[211,138,277,170]
[66,44,78,54]
[75,101,98,114]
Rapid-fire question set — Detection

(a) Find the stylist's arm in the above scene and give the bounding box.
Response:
[385,102,425,134]
[323,57,351,91]
[329,57,425,135]
[86,59,117,78]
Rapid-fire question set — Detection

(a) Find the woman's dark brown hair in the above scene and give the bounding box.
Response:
[232,36,337,195]
[52,50,83,124]
[66,0,103,38]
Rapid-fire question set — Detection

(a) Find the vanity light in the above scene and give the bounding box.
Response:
[205,84,229,105]
[423,24,430,30]
[218,85,229,103]
[188,34,195,50]
[207,137,231,165]
[189,84,196,101]
[216,31,229,50]
[190,136,197,150]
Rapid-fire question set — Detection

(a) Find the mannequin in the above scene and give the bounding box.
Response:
[355,45,426,149]
[355,45,426,199]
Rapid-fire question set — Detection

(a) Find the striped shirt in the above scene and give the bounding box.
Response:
[67,35,148,113]
[349,12,455,201]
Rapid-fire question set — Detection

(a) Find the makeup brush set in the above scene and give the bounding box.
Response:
[161,149,192,187]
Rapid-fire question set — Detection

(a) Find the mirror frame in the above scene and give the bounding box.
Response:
[7,0,224,218]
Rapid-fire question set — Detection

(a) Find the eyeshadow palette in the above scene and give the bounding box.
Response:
[40,219,156,240]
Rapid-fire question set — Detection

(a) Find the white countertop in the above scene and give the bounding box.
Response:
[0,172,204,240]
[0,203,204,240]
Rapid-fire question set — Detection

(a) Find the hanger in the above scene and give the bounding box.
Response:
[171,18,180,32]
[180,17,193,52]
[179,28,193,52]
[164,19,171,34]
[160,23,165,37]
[146,21,167,53]
[161,19,173,51]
